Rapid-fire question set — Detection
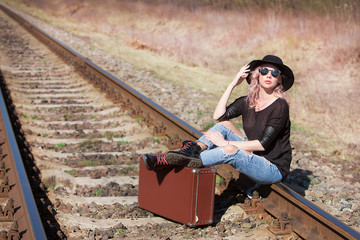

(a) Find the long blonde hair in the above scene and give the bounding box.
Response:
[247,66,288,108]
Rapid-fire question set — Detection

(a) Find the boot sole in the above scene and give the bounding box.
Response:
[166,153,203,168]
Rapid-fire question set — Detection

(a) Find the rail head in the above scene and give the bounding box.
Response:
[266,183,360,240]
[1,2,359,239]
[0,78,47,239]
[0,2,201,143]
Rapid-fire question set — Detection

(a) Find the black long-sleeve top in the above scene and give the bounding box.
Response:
[217,96,292,178]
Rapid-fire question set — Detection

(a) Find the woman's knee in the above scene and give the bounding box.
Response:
[222,145,238,154]
[223,145,251,156]
[218,121,244,138]
[218,121,233,128]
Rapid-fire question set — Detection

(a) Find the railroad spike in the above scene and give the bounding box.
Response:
[3,198,14,220]
[113,92,123,104]
[0,161,5,179]
[0,176,9,197]
[8,220,19,240]
[239,191,265,215]
[144,113,151,124]
[268,211,293,235]
[166,134,181,149]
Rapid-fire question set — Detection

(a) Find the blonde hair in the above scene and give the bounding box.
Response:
[247,66,288,108]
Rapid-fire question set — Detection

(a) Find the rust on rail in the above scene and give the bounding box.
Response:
[1,2,360,240]
[0,69,46,239]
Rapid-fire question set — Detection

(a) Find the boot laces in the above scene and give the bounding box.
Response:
[157,154,170,165]
[182,141,193,149]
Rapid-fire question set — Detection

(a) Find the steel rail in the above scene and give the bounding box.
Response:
[0,72,47,239]
[265,183,360,239]
[0,3,199,148]
[1,3,359,239]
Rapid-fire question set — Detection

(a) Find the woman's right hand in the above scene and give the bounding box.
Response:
[213,64,250,120]
[230,64,250,88]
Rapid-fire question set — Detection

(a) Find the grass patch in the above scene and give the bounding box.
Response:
[203,121,215,131]
[80,160,98,166]
[31,115,41,120]
[291,124,306,132]
[120,166,136,175]
[64,170,78,177]
[116,229,126,234]
[216,174,224,185]
[93,189,103,196]
[63,113,72,119]
[79,140,102,148]
[56,143,66,147]
[8,0,360,166]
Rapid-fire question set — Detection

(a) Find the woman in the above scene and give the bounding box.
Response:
[143,55,294,185]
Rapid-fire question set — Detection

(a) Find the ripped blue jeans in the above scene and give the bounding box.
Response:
[197,123,282,185]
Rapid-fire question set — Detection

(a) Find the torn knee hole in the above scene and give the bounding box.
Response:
[244,150,251,156]
[223,145,238,154]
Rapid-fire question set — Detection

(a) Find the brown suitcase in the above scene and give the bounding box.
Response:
[138,158,216,227]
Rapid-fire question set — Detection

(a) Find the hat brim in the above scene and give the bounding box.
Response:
[246,60,294,91]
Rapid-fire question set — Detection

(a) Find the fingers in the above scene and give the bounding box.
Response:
[204,131,224,143]
[204,131,221,139]
[237,64,251,79]
[241,64,250,72]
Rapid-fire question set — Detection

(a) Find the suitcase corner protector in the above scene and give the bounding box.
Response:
[187,222,196,227]
[187,219,213,227]
[192,168,200,173]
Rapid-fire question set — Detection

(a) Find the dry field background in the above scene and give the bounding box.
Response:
[3,0,360,175]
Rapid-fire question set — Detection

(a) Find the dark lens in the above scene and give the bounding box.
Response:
[259,68,269,75]
[271,69,281,77]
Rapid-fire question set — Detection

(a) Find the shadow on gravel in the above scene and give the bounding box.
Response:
[0,70,66,239]
[283,168,313,196]
[212,168,313,223]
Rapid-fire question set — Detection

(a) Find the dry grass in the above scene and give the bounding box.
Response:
[3,0,360,163]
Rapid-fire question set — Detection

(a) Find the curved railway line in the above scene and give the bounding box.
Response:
[0,3,359,239]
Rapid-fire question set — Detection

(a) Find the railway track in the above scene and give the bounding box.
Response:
[0,2,359,239]
[0,75,47,239]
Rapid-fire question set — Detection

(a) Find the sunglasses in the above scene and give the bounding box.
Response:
[259,67,281,78]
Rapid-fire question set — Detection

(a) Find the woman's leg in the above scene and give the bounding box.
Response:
[197,121,245,150]
[166,121,246,168]
[200,146,282,184]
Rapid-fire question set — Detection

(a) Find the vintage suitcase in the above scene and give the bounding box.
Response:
[138,158,216,226]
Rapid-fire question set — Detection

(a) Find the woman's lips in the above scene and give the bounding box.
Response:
[265,80,272,84]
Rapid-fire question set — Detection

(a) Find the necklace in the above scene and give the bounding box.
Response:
[255,95,277,111]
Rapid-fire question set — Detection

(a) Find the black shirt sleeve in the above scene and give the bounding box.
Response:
[259,125,278,149]
[266,100,289,133]
[217,97,246,121]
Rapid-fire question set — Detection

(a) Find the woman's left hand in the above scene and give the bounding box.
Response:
[204,131,227,147]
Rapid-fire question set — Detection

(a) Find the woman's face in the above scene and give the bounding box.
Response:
[258,64,281,92]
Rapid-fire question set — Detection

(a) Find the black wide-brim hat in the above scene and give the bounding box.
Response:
[246,55,294,91]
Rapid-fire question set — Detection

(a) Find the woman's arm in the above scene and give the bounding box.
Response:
[213,64,250,120]
[229,140,265,152]
[204,131,265,151]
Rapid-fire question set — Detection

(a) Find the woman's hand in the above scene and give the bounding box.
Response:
[213,63,251,120]
[204,131,227,147]
[230,64,250,88]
